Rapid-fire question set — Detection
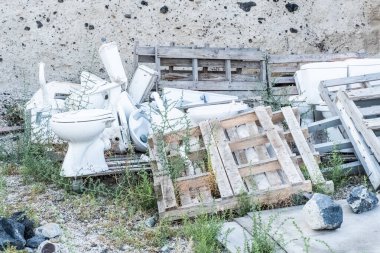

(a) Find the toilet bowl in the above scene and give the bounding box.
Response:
[129,109,151,152]
[51,109,115,177]
[128,65,158,104]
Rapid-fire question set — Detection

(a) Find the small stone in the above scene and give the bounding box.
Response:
[35,223,62,239]
[285,3,299,12]
[144,215,157,228]
[237,2,256,12]
[124,14,132,18]
[302,193,343,230]
[88,25,95,30]
[58,0,64,3]
[290,28,298,33]
[141,1,148,6]
[26,236,47,248]
[36,21,43,28]
[37,241,56,253]
[24,26,31,31]
[160,6,169,14]
[347,185,378,214]
[160,244,172,253]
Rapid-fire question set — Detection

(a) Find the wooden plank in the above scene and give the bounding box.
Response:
[321,73,380,88]
[307,116,341,133]
[365,118,380,130]
[175,173,210,191]
[238,157,281,177]
[314,139,353,153]
[270,76,295,84]
[150,136,178,211]
[268,53,363,64]
[335,95,380,189]
[282,107,326,185]
[225,59,232,83]
[346,86,380,101]
[255,107,304,185]
[360,105,380,117]
[155,46,161,83]
[337,91,380,162]
[0,126,23,135]
[199,121,234,198]
[192,58,199,82]
[157,47,265,61]
[158,80,265,91]
[210,120,247,194]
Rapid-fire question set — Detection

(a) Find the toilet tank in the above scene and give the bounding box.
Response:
[128,65,158,104]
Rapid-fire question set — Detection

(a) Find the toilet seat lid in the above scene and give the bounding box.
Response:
[52,109,114,123]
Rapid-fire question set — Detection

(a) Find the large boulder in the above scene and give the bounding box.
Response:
[302,193,343,230]
[347,185,378,214]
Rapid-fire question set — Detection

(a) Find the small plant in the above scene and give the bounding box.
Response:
[181,214,224,253]
[243,211,277,253]
[323,148,346,189]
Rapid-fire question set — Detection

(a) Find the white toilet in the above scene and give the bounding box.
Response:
[50,109,115,177]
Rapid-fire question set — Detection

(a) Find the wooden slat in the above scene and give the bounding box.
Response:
[268,53,363,64]
[158,80,265,91]
[321,73,380,88]
[175,173,210,191]
[346,86,380,101]
[157,47,265,61]
[210,120,247,194]
[255,107,304,185]
[238,157,281,177]
[365,118,380,130]
[150,136,178,211]
[199,121,234,198]
[282,107,327,185]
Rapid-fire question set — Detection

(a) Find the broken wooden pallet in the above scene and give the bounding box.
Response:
[134,42,267,98]
[148,106,330,220]
[319,74,380,189]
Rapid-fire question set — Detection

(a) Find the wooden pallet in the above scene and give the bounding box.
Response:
[134,43,267,98]
[319,74,380,189]
[267,53,365,96]
[148,106,331,220]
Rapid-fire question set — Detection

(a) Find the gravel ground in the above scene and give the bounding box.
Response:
[3,174,192,253]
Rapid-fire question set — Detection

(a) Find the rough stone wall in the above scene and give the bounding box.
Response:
[0,0,379,95]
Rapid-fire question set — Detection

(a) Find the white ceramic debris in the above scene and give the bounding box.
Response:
[150,92,192,132]
[50,109,114,177]
[98,42,128,84]
[128,65,158,104]
[187,101,249,123]
[163,88,238,108]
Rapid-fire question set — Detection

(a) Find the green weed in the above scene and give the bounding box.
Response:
[181,214,224,253]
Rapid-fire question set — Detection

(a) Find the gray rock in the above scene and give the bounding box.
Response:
[160,244,172,253]
[26,235,47,248]
[11,211,35,239]
[0,218,26,250]
[144,215,158,228]
[35,223,62,239]
[302,193,343,230]
[347,185,378,214]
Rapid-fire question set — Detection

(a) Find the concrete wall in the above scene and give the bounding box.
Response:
[1,0,379,95]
